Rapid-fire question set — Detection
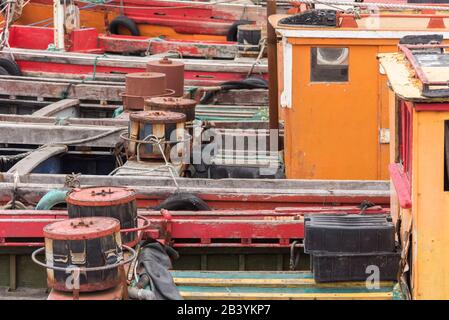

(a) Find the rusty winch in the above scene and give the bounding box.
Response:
[121,72,174,111]
[32,217,136,294]
[66,186,138,245]
[144,97,196,123]
[125,110,188,161]
[146,57,185,97]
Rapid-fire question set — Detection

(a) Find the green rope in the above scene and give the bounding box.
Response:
[61,83,73,99]
[58,53,108,98]
[47,43,63,52]
[112,106,124,118]
[85,54,107,81]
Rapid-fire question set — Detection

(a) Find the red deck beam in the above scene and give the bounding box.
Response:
[0,206,388,248]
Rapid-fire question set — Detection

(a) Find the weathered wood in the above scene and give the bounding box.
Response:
[9,255,16,291]
[99,35,238,59]
[8,48,268,73]
[0,75,268,104]
[0,114,275,130]
[32,99,80,117]
[215,89,268,106]
[7,145,68,175]
[0,172,390,192]
[0,123,125,147]
[0,78,124,102]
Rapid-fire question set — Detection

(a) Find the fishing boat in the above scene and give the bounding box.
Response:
[2,0,449,302]
[11,0,271,40]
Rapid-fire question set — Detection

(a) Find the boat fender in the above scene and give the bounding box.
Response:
[226,20,252,42]
[35,189,68,210]
[108,16,140,36]
[153,193,211,211]
[0,58,22,76]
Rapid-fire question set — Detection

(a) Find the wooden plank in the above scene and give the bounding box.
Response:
[9,48,268,73]
[0,123,125,147]
[0,78,124,102]
[174,276,394,288]
[9,255,16,291]
[0,114,273,130]
[179,290,393,300]
[32,99,80,117]
[421,66,449,82]
[0,172,390,192]
[378,53,426,101]
[0,75,268,105]
[0,114,128,127]
[7,145,68,175]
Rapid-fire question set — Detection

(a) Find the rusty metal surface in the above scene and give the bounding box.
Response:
[125,72,166,96]
[43,217,120,240]
[129,110,186,124]
[146,57,185,97]
[66,187,136,207]
[123,72,172,110]
[0,206,389,249]
[145,97,196,122]
[48,278,121,294]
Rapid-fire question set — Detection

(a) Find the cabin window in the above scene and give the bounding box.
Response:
[310,47,349,82]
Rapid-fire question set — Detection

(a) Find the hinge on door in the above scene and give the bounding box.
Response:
[379,128,390,144]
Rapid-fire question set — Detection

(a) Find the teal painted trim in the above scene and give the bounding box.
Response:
[35,189,68,210]
[392,283,407,300]
[171,271,314,280]
[112,106,124,118]
[196,116,261,121]
[177,285,394,294]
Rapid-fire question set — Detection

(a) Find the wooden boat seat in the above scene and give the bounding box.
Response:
[171,270,401,300]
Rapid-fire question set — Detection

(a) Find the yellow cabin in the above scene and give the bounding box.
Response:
[380,43,449,299]
[270,10,449,180]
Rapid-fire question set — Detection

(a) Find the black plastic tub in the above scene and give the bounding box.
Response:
[311,250,400,283]
[304,214,395,253]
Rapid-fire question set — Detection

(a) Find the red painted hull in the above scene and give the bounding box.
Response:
[7,25,266,85]
[0,206,388,248]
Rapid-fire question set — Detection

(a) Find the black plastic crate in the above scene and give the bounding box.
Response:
[304,214,395,253]
[312,250,400,283]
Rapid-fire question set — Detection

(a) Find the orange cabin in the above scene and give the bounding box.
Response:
[380,43,449,299]
[271,10,449,180]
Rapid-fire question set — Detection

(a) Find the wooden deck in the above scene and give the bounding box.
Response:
[172,271,402,300]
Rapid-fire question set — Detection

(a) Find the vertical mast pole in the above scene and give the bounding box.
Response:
[54,0,65,50]
[267,0,279,132]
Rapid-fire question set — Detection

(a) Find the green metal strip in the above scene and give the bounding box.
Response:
[177,285,394,294]
[171,271,314,280]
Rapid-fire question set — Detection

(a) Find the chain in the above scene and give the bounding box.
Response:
[64,172,81,188]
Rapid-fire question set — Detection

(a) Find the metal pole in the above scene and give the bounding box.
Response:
[54,0,66,51]
[267,0,279,132]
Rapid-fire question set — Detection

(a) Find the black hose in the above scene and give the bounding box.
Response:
[200,77,268,105]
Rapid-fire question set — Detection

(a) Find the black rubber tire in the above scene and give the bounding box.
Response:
[153,193,211,211]
[0,66,9,75]
[0,58,21,76]
[108,15,140,36]
[226,20,252,42]
[200,77,268,104]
